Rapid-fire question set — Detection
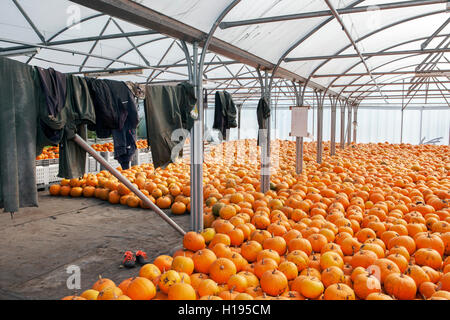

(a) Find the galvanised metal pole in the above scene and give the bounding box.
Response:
[237,103,242,140]
[340,100,346,149]
[316,91,323,164]
[260,71,271,194]
[401,79,405,144]
[330,96,337,155]
[311,96,315,142]
[347,104,352,146]
[400,109,404,144]
[190,41,201,232]
[190,0,242,232]
[72,134,186,236]
[419,107,424,144]
[294,82,304,174]
[353,105,358,144]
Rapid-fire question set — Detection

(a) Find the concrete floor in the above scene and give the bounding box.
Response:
[0,192,190,300]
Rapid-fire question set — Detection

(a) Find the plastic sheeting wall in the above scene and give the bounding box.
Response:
[206,105,449,145]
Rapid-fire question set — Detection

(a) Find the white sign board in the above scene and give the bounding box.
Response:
[290,107,309,137]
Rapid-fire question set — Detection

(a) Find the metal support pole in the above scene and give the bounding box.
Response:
[311,98,315,142]
[294,81,304,174]
[330,97,337,155]
[401,79,405,144]
[353,106,358,144]
[190,42,204,233]
[340,101,346,149]
[316,91,323,164]
[296,137,304,175]
[237,103,242,140]
[419,107,423,144]
[72,134,186,235]
[260,71,271,194]
[188,0,240,232]
[400,108,404,144]
[203,89,208,136]
[347,104,352,146]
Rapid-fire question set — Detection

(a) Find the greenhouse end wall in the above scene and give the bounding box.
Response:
[206,106,450,145]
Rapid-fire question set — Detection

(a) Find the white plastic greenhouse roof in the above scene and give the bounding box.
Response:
[0,0,449,108]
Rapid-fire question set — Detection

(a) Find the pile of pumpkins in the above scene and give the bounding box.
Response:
[59,140,450,300]
[91,139,148,152]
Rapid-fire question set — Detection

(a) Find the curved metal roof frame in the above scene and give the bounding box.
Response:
[310,9,448,102]
[335,34,449,97]
[0,0,449,108]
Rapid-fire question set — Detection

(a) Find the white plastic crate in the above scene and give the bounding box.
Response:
[36,166,49,185]
[100,151,112,162]
[139,152,151,164]
[88,156,99,173]
[131,149,140,166]
[48,164,60,183]
[109,159,120,169]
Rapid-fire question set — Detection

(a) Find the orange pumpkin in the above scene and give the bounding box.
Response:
[126,277,156,300]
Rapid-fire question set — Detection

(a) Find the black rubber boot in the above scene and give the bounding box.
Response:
[135,250,149,265]
[122,251,136,268]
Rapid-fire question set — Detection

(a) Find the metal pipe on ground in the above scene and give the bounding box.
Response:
[72,134,186,236]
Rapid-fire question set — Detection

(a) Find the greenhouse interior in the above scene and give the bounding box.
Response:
[0,0,449,302]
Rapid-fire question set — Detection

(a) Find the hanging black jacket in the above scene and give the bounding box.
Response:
[213,90,237,140]
[86,78,138,166]
[257,97,270,146]
[106,80,139,165]
[86,78,123,138]
[36,67,67,146]
[36,67,67,117]
[104,80,138,164]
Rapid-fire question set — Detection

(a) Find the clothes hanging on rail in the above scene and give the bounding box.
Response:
[37,68,67,118]
[126,81,145,100]
[86,78,125,139]
[86,78,138,169]
[106,80,139,170]
[36,67,67,149]
[144,81,197,168]
[57,75,96,179]
[257,97,270,146]
[213,90,237,140]
[0,57,39,213]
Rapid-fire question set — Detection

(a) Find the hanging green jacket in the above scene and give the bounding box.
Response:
[144,82,197,168]
[0,57,39,212]
[57,75,96,179]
